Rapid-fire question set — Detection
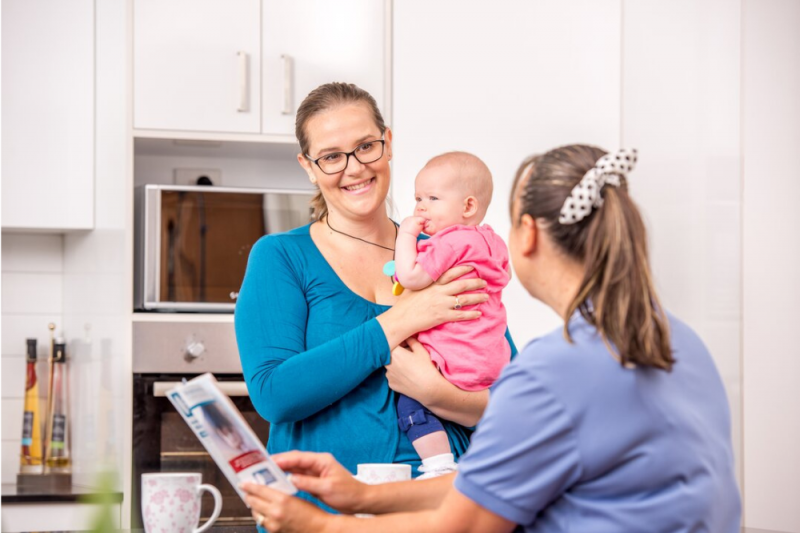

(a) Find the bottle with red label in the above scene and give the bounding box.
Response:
[20,338,43,473]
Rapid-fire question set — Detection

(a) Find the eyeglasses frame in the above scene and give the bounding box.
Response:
[303,138,386,175]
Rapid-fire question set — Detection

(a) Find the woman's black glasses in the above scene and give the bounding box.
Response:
[304,139,386,175]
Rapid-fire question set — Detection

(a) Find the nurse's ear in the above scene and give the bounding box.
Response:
[519,214,538,256]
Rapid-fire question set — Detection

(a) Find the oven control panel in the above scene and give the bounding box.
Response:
[133,321,241,374]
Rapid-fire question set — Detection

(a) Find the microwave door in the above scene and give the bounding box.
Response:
[138,185,313,312]
[159,191,266,309]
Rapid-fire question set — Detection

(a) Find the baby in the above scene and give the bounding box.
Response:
[394,151,511,478]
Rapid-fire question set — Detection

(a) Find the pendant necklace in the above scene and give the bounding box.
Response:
[325,215,406,295]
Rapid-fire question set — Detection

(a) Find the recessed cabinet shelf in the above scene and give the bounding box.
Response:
[133,137,310,190]
[132,312,234,324]
[132,129,300,145]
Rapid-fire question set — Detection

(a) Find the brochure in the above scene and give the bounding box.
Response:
[166,373,297,500]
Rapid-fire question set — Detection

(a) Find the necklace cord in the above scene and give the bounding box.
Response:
[325,215,396,252]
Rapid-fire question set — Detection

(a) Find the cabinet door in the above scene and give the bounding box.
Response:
[1,0,94,231]
[262,0,387,136]
[134,0,261,133]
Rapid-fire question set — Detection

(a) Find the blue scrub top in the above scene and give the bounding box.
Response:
[455,313,741,532]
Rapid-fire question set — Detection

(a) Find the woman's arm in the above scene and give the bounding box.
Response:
[376,267,489,350]
[236,237,391,424]
[386,338,488,427]
[387,326,517,425]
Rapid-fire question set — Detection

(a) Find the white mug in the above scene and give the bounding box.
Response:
[355,463,412,485]
[141,472,222,533]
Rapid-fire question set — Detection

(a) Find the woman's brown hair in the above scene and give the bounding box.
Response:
[295,82,387,221]
[512,144,674,371]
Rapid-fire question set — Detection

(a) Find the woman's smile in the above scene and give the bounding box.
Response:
[341,177,376,194]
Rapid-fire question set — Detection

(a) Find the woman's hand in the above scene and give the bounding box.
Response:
[385,337,441,404]
[386,337,489,426]
[378,265,489,349]
[271,451,369,515]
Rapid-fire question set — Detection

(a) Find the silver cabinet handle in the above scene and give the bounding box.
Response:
[153,381,250,397]
[237,51,249,112]
[281,54,294,115]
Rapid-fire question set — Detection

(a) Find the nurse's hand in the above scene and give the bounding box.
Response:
[243,482,327,533]
[271,451,369,515]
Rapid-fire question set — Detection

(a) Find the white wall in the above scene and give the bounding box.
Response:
[742,1,800,531]
[621,0,743,485]
[1,234,64,483]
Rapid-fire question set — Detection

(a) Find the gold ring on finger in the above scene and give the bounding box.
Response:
[454,296,462,310]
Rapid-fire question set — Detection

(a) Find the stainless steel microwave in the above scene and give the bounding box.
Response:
[134,184,314,312]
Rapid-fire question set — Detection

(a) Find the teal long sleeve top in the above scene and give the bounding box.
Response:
[234,224,515,507]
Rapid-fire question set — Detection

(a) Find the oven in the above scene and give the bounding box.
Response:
[132,320,265,528]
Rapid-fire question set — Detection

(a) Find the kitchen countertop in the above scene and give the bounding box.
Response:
[1,483,123,504]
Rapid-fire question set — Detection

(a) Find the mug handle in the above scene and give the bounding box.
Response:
[193,483,222,533]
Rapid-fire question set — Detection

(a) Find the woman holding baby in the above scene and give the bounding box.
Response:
[234,81,516,512]
[237,84,741,531]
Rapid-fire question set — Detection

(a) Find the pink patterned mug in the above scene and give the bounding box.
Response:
[141,473,222,533]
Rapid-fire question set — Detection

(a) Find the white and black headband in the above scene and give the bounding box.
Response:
[558,148,638,225]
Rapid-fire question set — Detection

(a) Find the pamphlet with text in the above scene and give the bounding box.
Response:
[166,373,297,501]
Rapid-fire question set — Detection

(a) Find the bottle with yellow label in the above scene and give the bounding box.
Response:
[20,338,43,473]
[44,339,71,473]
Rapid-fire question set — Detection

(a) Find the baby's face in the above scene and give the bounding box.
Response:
[414,166,470,235]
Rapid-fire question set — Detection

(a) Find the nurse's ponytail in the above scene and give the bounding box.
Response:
[512,145,673,371]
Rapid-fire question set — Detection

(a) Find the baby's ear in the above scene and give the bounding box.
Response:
[463,196,479,219]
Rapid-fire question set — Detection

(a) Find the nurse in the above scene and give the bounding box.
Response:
[241,144,741,533]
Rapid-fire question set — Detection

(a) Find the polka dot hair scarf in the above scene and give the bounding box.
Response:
[558,148,638,225]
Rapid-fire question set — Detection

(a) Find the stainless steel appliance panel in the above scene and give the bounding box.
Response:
[133,321,241,374]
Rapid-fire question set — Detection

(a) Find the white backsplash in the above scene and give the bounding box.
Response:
[1,234,64,484]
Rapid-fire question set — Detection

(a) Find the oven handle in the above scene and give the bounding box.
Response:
[152,381,250,397]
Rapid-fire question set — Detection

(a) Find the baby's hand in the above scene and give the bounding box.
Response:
[399,216,426,237]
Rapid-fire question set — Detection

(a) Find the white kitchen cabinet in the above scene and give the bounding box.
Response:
[1,0,94,231]
[133,0,388,138]
[261,0,387,136]
[133,0,262,133]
